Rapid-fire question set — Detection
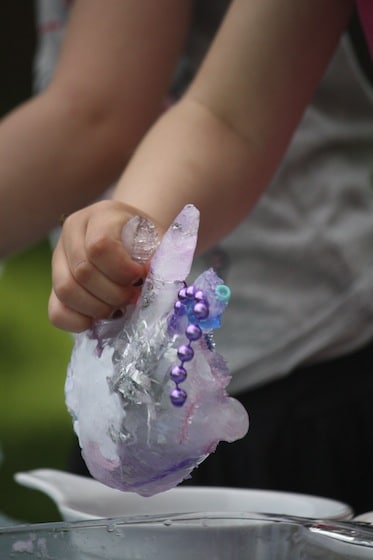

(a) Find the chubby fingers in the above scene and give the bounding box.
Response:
[48,289,93,333]
[48,201,148,332]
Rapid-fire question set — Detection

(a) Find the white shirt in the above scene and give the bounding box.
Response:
[34,2,373,394]
[195,36,373,393]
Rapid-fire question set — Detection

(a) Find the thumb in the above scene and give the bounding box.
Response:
[121,215,160,264]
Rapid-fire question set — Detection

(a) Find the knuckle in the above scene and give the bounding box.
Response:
[53,272,75,302]
[48,297,91,333]
[48,297,67,329]
[86,234,110,261]
[104,286,133,308]
[72,259,94,285]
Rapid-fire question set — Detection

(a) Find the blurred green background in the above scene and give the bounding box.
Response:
[0,245,74,523]
[0,2,75,523]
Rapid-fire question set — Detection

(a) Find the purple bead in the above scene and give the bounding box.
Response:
[170,365,187,383]
[178,287,187,300]
[185,323,202,341]
[170,387,187,407]
[194,290,206,303]
[185,285,196,299]
[174,300,186,316]
[193,302,209,320]
[177,344,194,362]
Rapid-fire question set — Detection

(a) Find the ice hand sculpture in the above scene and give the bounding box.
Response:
[65,204,249,496]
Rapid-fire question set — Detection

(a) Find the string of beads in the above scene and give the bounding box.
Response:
[169,285,209,406]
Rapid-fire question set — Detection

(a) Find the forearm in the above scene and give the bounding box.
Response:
[113,97,271,253]
[0,0,192,257]
[48,0,354,332]
[0,91,132,257]
[113,0,354,252]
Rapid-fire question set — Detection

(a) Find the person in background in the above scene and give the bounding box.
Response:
[0,0,191,257]
[1,1,373,515]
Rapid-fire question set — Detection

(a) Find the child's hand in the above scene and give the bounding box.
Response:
[48,200,154,332]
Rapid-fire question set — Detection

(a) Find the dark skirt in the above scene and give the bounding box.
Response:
[183,341,373,516]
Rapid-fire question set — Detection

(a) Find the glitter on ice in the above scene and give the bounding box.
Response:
[65,204,249,496]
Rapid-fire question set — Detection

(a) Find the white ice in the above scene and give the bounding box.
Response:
[65,205,249,496]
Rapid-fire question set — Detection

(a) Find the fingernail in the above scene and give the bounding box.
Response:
[121,216,159,264]
[109,309,124,319]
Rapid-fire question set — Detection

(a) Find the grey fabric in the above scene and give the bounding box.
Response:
[192,36,373,392]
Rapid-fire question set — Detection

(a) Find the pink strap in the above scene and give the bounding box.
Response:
[356,0,373,58]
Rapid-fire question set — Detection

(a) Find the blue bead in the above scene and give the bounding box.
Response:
[215,284,231,302]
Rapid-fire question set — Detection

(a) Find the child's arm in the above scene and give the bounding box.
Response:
[50,0,354,332]
[0,0,192,256]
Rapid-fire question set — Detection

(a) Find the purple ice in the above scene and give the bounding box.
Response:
[65,204,249,496]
